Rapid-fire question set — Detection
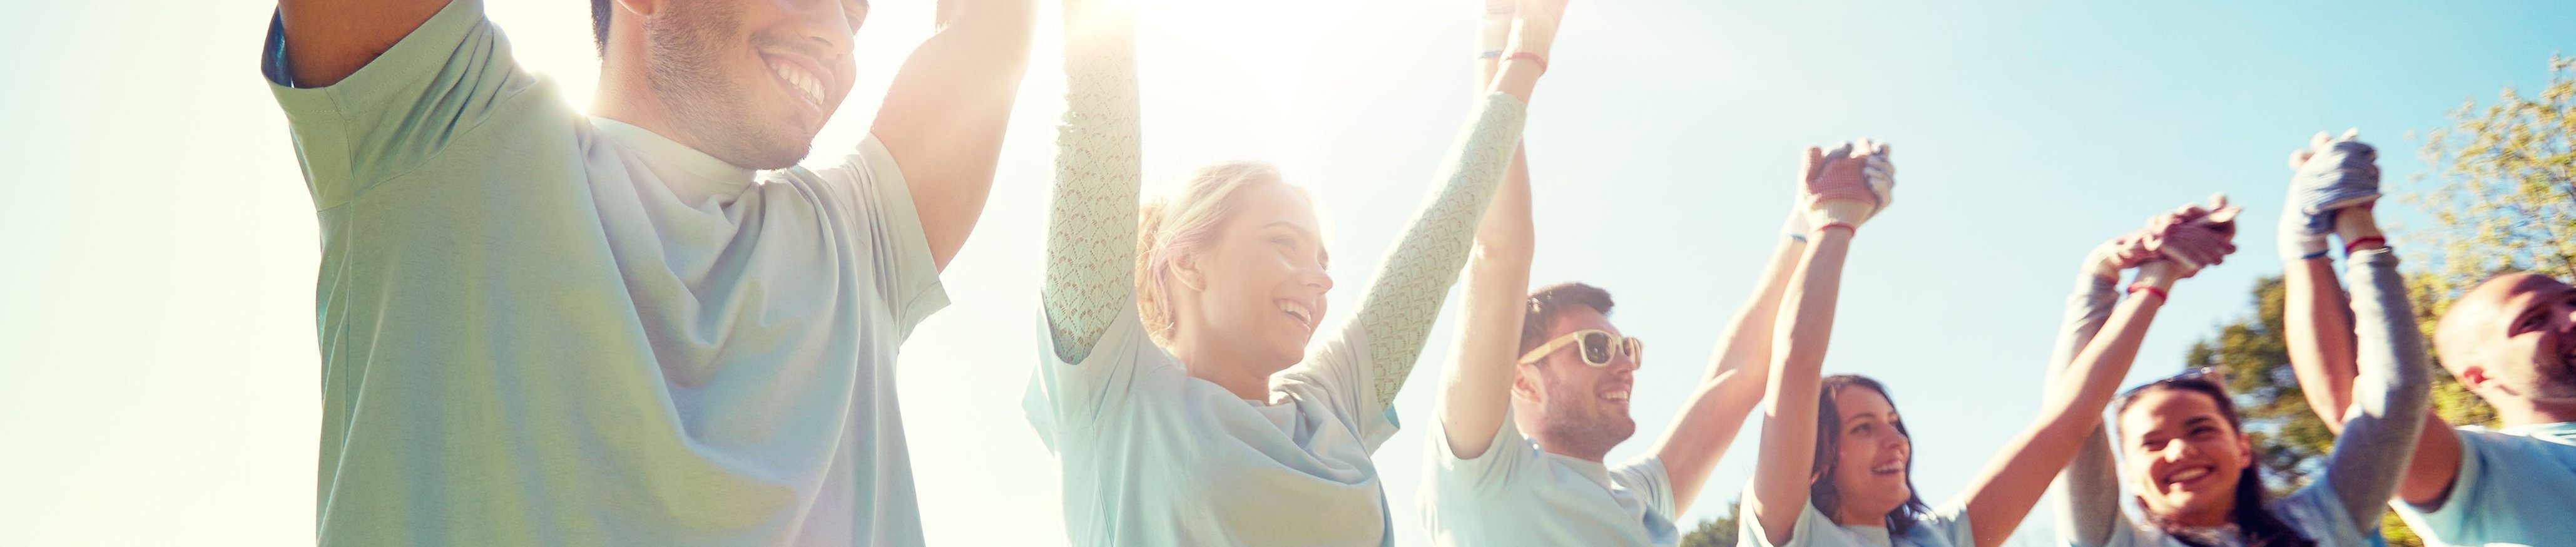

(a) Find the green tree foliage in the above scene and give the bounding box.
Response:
[1677,498,1738,547]
[2408,53,2576,302]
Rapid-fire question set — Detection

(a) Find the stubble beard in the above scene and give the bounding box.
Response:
[643,1,812,170]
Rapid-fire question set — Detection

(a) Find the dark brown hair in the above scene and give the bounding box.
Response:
[592,0,613,56]
[1810,374,1932,534]
[2114,375,2317,547]
[1520,282,1615,355]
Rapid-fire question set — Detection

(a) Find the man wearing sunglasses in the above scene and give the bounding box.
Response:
[1416,138,1891,546]
[2278,132,2576,547]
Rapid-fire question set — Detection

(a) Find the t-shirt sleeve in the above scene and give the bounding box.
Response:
[1611,456,1678,521]
[1278,320,1402,452]
[802,136,952,334]
[2398,427,2493,536]
[1734,484,1837,547]
[262,0,541,210]
[1428,407,1539,495]
[1024,296,1156,451]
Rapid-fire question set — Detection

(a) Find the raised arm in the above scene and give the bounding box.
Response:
[873,0,1038,270]
[2044,263,2126,547]
[1358,0,1557,407]
[1039,0,1143,364]
[1432,3,1539,458]
[1652,218,1802,516]
[2046,226,2178,547]
[2312,208,2438,521]
[274,0,452,86]
[1959,201,2238,547]
[1749,141,1888,544]
[2276,134,2461,507]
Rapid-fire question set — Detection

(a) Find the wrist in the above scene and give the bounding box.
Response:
[2132,262,2185,290]
[1507,20,1557,58]
[2333,207,2383,247]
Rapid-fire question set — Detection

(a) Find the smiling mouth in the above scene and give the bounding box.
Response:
[764,56,827,113]
[1602,389,1629,403]
[1277,299,1314,331]
[2161,466,2214,489]
[1871,463,1903,476]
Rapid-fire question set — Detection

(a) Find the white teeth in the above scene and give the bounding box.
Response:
[1278,300,1312,326]
[1602,391,1629,401]
[770,61,825,106]
[2168,468,2209,483]
[1872,464,1902,474]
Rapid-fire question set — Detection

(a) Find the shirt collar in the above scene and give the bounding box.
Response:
[2502,421,2576,442]
[590,116,758,198]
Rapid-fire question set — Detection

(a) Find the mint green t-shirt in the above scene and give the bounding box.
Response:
[1420,409,1678,547]
[2395,422,2576,547]
[263,1,949,544]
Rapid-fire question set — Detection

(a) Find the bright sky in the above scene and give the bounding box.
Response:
[3,1,2571,545]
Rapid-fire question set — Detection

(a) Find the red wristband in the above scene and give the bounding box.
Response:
[1815,222,1856,235]
[1507,51,1547,74]
[2344,236,2386,256]
[2128,284,2168,301]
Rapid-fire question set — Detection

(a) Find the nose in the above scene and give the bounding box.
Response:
[791,0,855,60]
[1302,264,1333,294]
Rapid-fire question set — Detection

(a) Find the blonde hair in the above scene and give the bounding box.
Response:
[1136,160,1303,345]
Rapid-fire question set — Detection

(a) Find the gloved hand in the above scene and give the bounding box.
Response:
[2143,194,2242,278]
[2280,129,2380,260]
[1798,138,1892,233]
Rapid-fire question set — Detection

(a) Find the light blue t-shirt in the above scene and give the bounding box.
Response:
[1738,485,1973,547]
[264,1,949,543]
[2085,479,2371,547]
[1419,409,1678,546]
[1024,299,1402,546]
[2395,422,2576,547]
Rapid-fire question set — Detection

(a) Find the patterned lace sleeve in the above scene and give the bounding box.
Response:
[1360,93,1529,406]
[1039,0,1143,364]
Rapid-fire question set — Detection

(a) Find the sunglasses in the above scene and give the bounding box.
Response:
[1517,329,1644,368]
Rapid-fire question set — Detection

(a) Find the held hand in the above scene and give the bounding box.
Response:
[2082,232,2157,282]
[2141,194,2242,278]
[2280,128,2380,260]
[1477,0,1515,57]
[1510,0,1569,57]
[1797,139,1893,233]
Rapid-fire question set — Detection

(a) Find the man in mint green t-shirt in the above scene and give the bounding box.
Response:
[262,0,1031,544]
[2279,135,2576,547]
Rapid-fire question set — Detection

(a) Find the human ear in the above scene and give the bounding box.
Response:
[1510,364,1544,402]
[1170,250,1207,293]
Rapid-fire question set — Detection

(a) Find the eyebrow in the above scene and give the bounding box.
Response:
[1264,221,1328,266]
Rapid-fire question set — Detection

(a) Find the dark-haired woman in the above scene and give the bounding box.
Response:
[1740,178,2244,547]
[2051,135,2433,547]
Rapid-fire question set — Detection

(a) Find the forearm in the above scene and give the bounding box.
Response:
[2284,256,2359,431]
[1654,235,1800,513]
[1435,146,1533,459]
[1359,92,1528,406]
[872,0,1036,268]
[2043,272,2122,547]
[1968,285,2166,547]
[1751,229,1851,544]
[1039,0,1142,363]
[2321,243,2433,524]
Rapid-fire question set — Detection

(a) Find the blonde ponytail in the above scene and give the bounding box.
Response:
[1135,160,1296,346]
